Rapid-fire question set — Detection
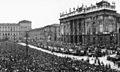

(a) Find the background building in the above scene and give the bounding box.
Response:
[0,20,31,41]
[28,24,60,42]
[19,20,32,40]
[60,1,120,45]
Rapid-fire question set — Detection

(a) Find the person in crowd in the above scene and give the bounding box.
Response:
[9,39,119,72]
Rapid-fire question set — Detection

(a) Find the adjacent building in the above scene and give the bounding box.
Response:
[0,20,32,41]
[60,1,120,45]
[28,24,60,42]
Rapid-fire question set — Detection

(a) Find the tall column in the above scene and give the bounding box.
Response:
[118,28,120,47]
[64,23,66,43]
[68,21,70,43]
[73,20,75,43]
[74,20,77,44]
[68,35,69,43]
[77,19,79,44]
[70,20,73,43]
[66,35,67,43]
[64,22,67,43]
[83,18,86,45]
[115,17,117,45]
[63,22,65,42]
[77,35,80,44]
[62,35,64,42]
[82,19,84,45]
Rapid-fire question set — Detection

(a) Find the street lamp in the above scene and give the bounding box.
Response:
[25,31,29,57]
[13,34,16,49]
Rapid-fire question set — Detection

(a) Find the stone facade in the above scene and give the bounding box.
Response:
[28,24,60,42]
[60,1,120,45]
[19,20,32,40]
[0,20,31,41]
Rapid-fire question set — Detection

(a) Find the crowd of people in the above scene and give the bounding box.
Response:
[28,39,120,58]
[9,39,118,71]
[0,41,119,72]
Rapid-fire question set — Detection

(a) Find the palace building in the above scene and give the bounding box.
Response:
[0,20,31,41]
[60,1,120,45]
[28,24,60,42]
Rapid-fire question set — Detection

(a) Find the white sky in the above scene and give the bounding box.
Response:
[0,0,119,29]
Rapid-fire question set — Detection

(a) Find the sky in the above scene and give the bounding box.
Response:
[0,0,119,29]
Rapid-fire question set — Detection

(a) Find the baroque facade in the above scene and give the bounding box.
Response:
[0,20,31,41]
[60,1,120,45]
[28,24,60,42]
